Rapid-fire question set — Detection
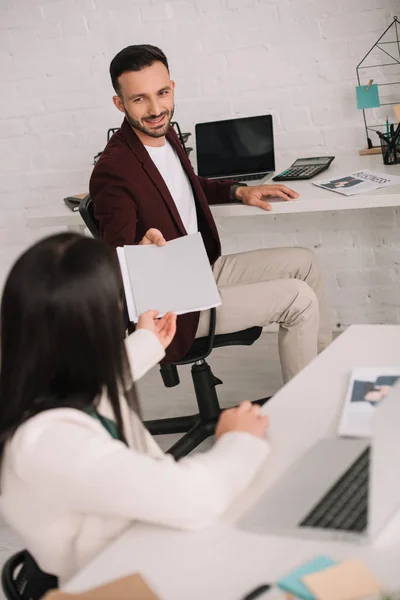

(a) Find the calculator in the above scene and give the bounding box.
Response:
[272,156,335,181]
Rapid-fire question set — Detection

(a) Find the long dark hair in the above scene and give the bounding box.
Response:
[0,233,139,458]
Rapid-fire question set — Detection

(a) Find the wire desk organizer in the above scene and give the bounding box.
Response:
[356,16,400,150]
[93,122,192,165]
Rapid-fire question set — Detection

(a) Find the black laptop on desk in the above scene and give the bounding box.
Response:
[195,115,275,185]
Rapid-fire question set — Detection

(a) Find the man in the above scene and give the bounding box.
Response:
[90,44,332,382]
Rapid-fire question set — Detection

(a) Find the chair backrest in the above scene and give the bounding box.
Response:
[79,194,101,239]
[1,550,58,600]
[78,194,132,332]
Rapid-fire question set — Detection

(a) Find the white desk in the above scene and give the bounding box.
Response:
[65,325,400,599]
[26,205,86,232]
[211,154,400,217]
[25,155,400,233]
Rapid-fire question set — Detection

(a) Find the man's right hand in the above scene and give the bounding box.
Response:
[139,228,166,247]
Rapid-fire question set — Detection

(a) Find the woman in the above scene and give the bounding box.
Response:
[0,233,269,583]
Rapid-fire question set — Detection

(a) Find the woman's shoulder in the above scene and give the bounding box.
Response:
[5,409,106,471]
[13,407,100,435]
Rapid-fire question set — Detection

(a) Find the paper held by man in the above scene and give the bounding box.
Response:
[117,232,221,323]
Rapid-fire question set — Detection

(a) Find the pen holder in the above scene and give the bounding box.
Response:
[380,134,400,165]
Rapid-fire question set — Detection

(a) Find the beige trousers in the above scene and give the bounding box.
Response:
[196,247,332,383]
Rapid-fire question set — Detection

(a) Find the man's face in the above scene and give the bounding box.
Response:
[113,61,175,139]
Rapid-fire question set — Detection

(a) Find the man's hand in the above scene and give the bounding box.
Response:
[137,310,177,349]
[236,184,299,211]
[139,228,166,246]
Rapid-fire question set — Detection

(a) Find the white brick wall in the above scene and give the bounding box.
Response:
[0,0,399,328]
[215,206,400,327]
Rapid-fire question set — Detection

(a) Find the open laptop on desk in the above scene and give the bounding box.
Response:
[239,383,400,543]
[195,115,275,185]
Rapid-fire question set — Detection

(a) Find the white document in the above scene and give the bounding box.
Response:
[313,170,400,196]
[117,232,221,323]
[338,367,400,438]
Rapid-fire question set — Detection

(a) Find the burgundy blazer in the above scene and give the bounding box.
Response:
[90,118,234,362]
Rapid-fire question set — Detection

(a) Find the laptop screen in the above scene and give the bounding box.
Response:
[195,115,275,178]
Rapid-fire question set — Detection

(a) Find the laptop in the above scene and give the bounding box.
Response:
[239,382,400,543]
[195,115,275,185]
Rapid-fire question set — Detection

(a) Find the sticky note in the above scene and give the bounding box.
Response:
[302,559,383,600]
[356,84,380,110]
[277,556,336,600]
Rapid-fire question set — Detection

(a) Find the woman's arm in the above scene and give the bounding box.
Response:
[125,311,176,381]
[124,328,165,382]
[12,415,269,531]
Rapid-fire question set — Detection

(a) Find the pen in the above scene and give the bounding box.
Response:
[242,584,271,599]
[393,122,400,140]
[386,117,390,136]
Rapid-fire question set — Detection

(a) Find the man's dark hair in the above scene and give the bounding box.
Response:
[110,44,169,95]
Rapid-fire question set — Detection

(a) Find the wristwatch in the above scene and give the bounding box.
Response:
[230,182,247,201]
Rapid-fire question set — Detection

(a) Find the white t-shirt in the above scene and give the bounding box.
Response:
[145,141,198,234]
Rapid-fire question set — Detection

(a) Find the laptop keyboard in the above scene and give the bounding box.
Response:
[220,172,269,183]
[299,447,370,533]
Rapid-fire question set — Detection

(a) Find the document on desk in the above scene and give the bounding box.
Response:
[313,169,400,196]
[338,367,400,438]
[117,232,221,323]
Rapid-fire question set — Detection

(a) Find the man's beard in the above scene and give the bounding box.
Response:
[124,105,175,138]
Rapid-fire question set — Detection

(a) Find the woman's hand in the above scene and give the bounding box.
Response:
[137,310,177,349]
[215,401,269,440]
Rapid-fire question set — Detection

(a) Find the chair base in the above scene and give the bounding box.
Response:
[143,358,271,460]
[144,397,270,460]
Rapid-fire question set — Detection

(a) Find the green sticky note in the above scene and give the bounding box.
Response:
[356,84,380,109]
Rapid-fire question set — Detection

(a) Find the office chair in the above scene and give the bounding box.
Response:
[79,195,270,459]
[1,550,58,600]
[79,195,101,240]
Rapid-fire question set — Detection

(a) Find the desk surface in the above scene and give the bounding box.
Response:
[211,154,400,217]
[26,155,400,230]
[66,325,400,599]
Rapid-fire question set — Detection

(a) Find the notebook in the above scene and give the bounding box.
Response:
[43,573,160,599]
[117,233,221,323]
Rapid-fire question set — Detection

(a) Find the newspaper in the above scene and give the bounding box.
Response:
[338,367,400,438]
[313,169,400,196]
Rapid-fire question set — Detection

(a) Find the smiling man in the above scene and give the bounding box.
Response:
[90,44,331,381]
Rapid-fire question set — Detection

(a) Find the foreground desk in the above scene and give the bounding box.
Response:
[26,154,400,233]
[65,325,400,599]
